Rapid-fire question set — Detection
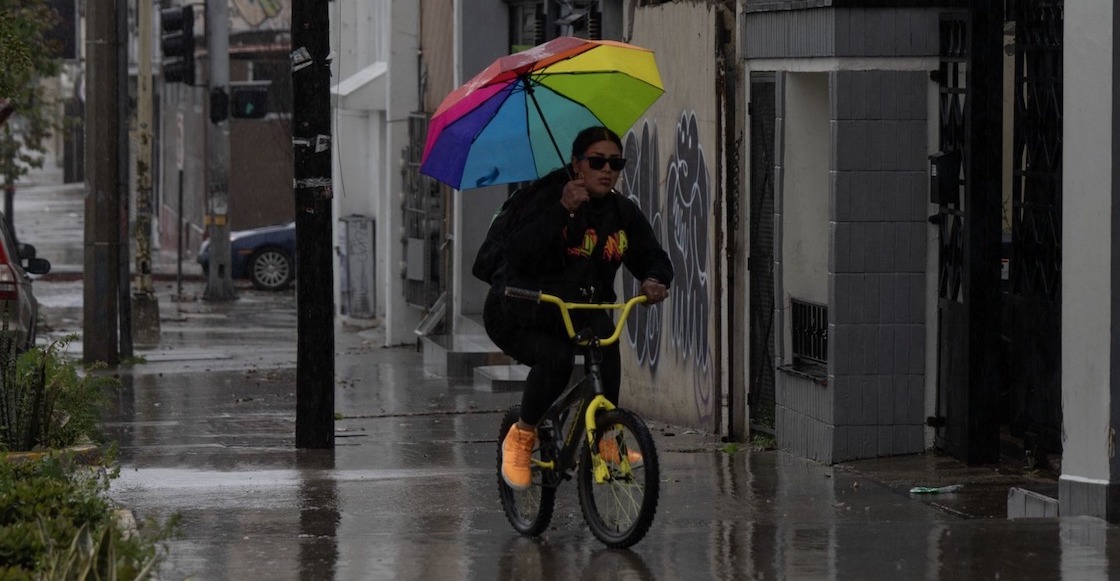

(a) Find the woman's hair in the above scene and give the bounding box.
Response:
[571,126,623,159]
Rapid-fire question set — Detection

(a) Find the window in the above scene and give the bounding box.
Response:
[790,298,827,366]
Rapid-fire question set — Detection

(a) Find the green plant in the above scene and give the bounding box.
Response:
[749,433,776,451]
[0,333,119,452]
[0,0,71,233]
[0,455,178,579]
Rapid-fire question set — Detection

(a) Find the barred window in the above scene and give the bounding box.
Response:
[791,298,827,365]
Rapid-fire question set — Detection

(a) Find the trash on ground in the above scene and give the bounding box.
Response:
[909,484,964,494]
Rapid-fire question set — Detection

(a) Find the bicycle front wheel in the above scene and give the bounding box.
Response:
[497,406,556,536]
[577,408,660,548]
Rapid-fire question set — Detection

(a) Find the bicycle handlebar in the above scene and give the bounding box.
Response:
[504,286,649,347]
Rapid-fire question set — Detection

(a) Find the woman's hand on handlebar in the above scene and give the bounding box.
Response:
[640,277,668,305]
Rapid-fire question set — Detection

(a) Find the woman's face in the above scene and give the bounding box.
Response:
[574,139,624,198]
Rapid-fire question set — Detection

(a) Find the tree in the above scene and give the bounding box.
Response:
[0,0,62,237]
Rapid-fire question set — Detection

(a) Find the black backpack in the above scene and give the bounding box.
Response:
[472,184,531,285]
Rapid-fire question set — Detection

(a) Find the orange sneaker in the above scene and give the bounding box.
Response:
[501,424,536,490]
[599,435,643,466]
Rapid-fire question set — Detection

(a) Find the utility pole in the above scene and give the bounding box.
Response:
[204,0,236,301]
[83,0,122,365]
[117,0,132,360]
[292,1,335,449]
[131,0,160,345]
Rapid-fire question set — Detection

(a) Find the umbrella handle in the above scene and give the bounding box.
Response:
[522,75,574,181]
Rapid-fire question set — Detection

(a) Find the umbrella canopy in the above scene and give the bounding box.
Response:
[420,36,663,190]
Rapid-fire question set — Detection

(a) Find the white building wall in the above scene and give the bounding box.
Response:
[329,0,420,344]
[1062,1,1114,484]
[780,72,830,315]
[382,1,422,344]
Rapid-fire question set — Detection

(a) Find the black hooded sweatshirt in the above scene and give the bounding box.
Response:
[494,167,674,325]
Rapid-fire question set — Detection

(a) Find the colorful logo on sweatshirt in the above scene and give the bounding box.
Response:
[568,228,599,258]
[603,230,628,261]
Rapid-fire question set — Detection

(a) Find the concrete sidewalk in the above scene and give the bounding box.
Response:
[93,277,1119,580]
[15,172,1063,520]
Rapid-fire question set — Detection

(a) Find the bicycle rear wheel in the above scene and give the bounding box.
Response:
[577,408,660,548]
[497,405,556,536]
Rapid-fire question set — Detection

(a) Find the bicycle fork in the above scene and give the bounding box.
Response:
[529,393,617,475]
[584,393,621,483]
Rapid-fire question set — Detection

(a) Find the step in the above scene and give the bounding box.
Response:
[455,313,487,336]
[1007,485,1059,518]
[421,333,510,378]
[474,364,529,392]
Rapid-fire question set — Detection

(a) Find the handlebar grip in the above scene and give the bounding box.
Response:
[504,286,542,302]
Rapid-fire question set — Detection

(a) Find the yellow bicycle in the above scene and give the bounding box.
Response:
[497,287,660,548]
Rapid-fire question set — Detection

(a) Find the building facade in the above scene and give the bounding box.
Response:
[333,0,1120,522]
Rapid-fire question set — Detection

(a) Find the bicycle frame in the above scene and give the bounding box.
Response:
[504,287,648,484]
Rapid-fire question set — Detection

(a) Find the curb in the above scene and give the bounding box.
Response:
[2,443,102,465]
[39,272,207,283]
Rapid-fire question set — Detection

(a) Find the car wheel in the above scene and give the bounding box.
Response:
[249,248,294,291]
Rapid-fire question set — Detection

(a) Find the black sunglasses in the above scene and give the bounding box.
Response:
[580,156,627,171]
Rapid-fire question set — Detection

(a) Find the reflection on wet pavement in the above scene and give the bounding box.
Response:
[22,259,1118,578]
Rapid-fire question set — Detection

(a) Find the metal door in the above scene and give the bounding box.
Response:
[1006,0,1063,459]
[932,6,1004,465]
[748,73,776,434]
[932,13,971,460]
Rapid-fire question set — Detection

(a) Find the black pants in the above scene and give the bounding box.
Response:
[484,293,621,426]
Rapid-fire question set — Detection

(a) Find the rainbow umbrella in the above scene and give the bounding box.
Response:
[420,36,664,190]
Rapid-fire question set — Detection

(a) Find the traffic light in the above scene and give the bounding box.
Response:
[160,6,195,84]
[231,87,269,119]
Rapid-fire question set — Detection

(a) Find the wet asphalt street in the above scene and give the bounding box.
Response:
[14,181,1120,579]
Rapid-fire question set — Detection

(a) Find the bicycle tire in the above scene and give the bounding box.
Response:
[497,405,556,536]
[576,408,660,548]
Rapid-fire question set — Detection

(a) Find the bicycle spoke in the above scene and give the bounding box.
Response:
[592,426,647,531]
[602,475,642,529]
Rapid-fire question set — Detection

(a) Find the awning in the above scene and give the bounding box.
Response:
[331,61,387,111]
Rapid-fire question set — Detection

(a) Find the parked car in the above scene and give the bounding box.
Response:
[197,222,296,291]
[0,214,50,350]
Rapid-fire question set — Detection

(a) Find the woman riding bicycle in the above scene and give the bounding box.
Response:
[484,125,674,491]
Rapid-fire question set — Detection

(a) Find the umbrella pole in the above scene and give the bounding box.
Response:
[522,75,573,179]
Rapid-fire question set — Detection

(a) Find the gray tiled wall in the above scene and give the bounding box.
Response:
[774,69,930,464]
[744,7,942,59]
[776,376,834,463]
[828,69,928,462]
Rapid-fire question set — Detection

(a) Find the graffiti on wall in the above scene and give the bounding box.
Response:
[621,122,664,373]
[666,112,713,419]
[622,111,714,422]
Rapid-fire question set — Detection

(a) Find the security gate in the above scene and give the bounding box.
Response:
[932,6,1004,464]
[748,73,777,434]
[932,13,971,460]
[402,113,446,311]
[1005,0,1063,460]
